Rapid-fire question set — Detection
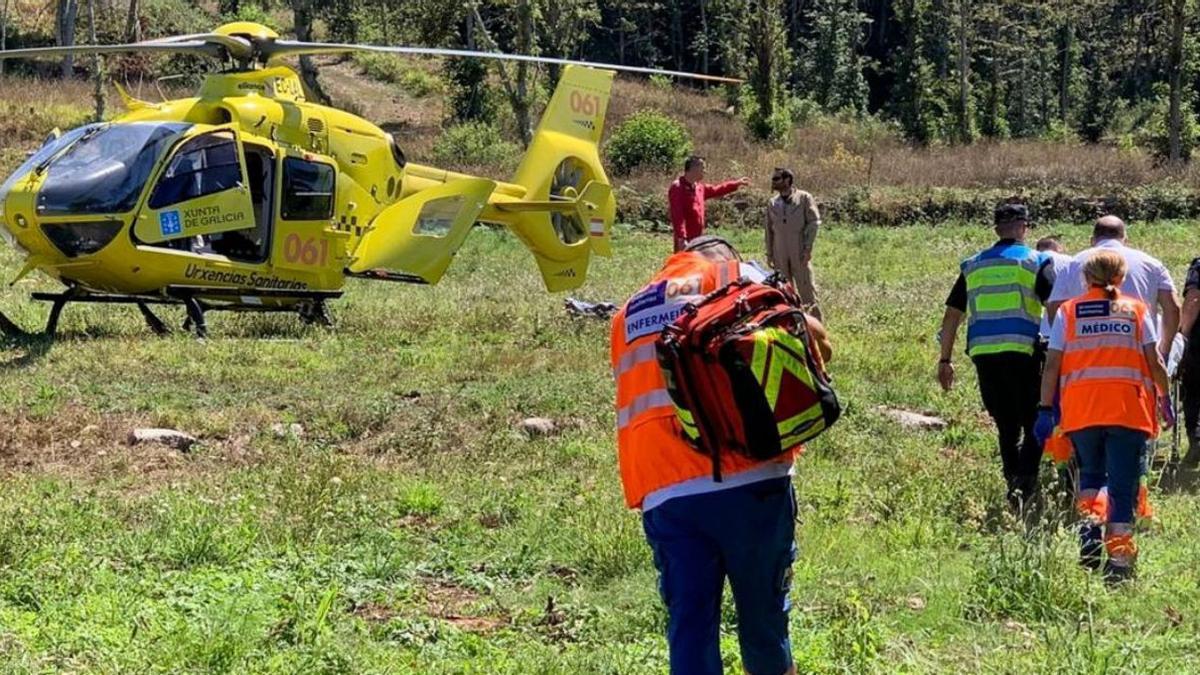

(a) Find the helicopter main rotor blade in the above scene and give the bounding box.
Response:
[264,41,744,84]
[136,33,254,58]
[0,41,222,60]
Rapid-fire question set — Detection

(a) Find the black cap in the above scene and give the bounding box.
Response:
[994,203,1033,227]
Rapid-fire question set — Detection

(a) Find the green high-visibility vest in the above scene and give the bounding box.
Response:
[961,243,1047,357]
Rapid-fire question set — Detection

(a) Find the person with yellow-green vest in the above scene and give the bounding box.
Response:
[936,203,1056,508]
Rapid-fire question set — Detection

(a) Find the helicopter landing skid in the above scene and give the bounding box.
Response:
[29,287,343,339]
[0,309,27,338]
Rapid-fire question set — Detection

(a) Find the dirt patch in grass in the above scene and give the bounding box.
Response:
[0,406,261,490]
[353,601,400,624]
[420,578,508,633]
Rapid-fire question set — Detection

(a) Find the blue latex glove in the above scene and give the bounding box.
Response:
[1160,395,1177,429]
[1034,407,1058,447]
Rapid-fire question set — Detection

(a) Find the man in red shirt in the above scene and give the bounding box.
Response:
[667,155,750,251]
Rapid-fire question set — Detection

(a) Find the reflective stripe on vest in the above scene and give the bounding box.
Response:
[613,342,658,378]
[961,244,1045,357]
[616,388,673,429]
[1061,366,1147,385]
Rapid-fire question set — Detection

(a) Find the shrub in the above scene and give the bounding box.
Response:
[223,4,281,31]
[787,96,824,126]
[605,110,692,176]
[748,107,793,144]
[444,57,493,122]
[354,54,443,98]
[431,121,520,170]
[1139,90,1199,164]
[1043,119,1079,144]
[399,69,442,98]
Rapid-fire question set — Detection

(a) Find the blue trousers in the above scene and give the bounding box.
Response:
[642,477,796,675]
[1069,426,1146,528]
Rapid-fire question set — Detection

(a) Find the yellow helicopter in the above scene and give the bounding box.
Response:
[0,22,736,338]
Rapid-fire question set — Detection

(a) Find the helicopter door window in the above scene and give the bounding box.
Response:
[207,144,274,263]
[281,158,334,221]
[413,196,463,238]
[148,131,242,210]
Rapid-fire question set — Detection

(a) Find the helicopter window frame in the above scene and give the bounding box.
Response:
[147,130,244,210]
[280,157,335,222]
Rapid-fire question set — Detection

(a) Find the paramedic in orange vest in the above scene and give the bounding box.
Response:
[1036,250,1172,582]
[611,236,832,675]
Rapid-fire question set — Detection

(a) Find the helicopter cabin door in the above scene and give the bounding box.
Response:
[271,152,346,279]
[347,178,495,284]
[133,127,261,259]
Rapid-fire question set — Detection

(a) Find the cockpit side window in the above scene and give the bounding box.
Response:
[281,158,335,221]
[148,131,242,210]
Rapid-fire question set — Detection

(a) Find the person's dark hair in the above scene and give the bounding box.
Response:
[1035,235,1063,253]
[684,155,705,172]
[771,167,794,184]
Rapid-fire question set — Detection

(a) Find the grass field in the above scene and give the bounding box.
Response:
[3,222,1200,673]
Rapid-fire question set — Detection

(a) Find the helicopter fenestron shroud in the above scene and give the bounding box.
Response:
[0,23,740,338]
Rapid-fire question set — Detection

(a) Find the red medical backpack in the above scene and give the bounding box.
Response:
[656,277,841,480]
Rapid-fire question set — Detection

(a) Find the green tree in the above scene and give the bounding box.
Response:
[745,0,792,140]
[444,10,491,123]
[289,0,330,104]
[537,0,600,85]
[1076,47,1111,142]
[950,0,977,143]
[810,0,868,115]
[1164,0,1196,163]
[893,0,944,143]
[472,0,539,146]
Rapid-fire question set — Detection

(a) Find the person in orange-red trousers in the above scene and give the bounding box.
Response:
[1037,250,1172,583]
[611,236,831,674]
[666,156,750,252]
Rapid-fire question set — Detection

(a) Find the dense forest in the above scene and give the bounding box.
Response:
[2,0,1198,162]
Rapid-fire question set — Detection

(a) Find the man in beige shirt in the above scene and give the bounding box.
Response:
[766,168,822,320]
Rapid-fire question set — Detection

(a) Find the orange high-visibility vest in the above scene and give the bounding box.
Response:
[610,252,795,509]
[1058,288,1158,436]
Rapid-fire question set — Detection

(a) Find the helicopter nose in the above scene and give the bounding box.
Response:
[38,218,126,258]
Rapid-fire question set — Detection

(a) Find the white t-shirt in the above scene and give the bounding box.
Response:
[1040,251,1074,337]
[1047,304,1157,351]
[1048,239,1175,328]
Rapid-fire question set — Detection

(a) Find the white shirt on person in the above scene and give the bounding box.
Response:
[1040,251,1074,338]
[1048,239,1176,333]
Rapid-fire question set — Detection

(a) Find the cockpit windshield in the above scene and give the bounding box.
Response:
[36,122,192,216]
[0,125,92,227]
